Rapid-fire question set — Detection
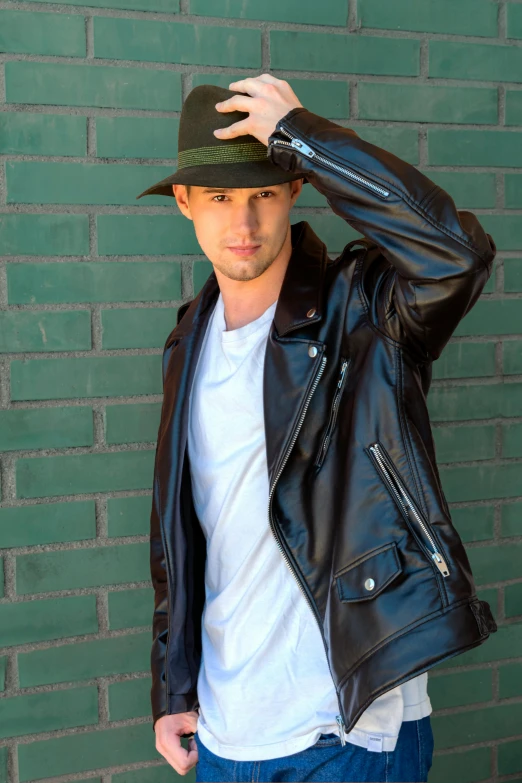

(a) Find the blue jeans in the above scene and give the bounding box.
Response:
[194,715,434,782]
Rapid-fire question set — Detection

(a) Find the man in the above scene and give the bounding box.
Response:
[136,75,498,782]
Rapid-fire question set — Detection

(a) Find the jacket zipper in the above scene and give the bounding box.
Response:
[271,124,390,200]
[366,442,450,579]
[267,352,348,745]
[314,358,350,469]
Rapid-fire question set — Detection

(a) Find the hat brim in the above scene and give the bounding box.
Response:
[135,160,309,199]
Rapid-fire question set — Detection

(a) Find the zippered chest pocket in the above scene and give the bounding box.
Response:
[314,357,350,469]
[365,440,450,579]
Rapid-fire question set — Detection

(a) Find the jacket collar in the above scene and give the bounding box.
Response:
[167,220,328,343]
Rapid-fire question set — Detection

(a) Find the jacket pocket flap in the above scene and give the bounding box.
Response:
[335,541,402,602]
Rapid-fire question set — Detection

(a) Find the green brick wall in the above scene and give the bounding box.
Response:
[0,1,521,781]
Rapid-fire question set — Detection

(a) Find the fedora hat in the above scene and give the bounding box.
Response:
[135,83,308,199]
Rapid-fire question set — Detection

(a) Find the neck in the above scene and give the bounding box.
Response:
[215,223,293,331]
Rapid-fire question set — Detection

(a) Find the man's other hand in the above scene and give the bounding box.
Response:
[155,711,199,776]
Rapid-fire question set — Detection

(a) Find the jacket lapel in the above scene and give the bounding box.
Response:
[263,220,329,486]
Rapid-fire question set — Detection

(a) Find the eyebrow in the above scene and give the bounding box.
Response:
[201,187,280,194]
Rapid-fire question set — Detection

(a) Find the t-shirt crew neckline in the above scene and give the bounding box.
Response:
[215,292,278,343]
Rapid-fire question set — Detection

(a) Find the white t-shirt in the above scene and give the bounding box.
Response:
[187,291,432,762]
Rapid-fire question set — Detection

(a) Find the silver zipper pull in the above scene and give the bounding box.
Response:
[289,138,316,159]
[432,551,450,577]
[337,360,348,388]
[336,714,346,747]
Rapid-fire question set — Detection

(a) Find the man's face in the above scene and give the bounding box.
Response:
[172,180,303,282]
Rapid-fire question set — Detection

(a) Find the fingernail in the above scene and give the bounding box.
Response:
[215,102,221,107]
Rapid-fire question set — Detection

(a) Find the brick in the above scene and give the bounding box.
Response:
[17,721,155,782]
[107,495,151,537]
[358,82,497,124]
[432,424,495,463]
[108,587,154,630]
[0,407,93,451]
[192,74,351,120]
[191,0,346,25]
[0,112,86,156]
[113,768,176,783]
[11,355,162,401]
[499,662,522,698]
[430,40,522,82]
[503,258,521,292]
[429,746,491,783]
[432,702,522,749]
[193,260,214,294]
[506,174,522,208]
[6,161,176,206]
[0,686,98,740]
[427,383,522,421]
[94,17,261,67]
[504,341,522,374]
[16,450,155,499]
[428,668,493,710]
[0,10,85,56]
[0,310,91,353]
[7,261,181,305]
[270,30,419,75]
[450,505,495,543]
[360,127,419,164]
[18,631,149,687]
[506,90,522,125]
[439,462,522,502]
[105,403,161,444]
[467,542,522,584]
[17,542,149,594]
[307,213,360,253]
[109,677,150,721]
[502,422,522,458]
[0,595,97,647]
[455,301,522,336]
[421,170,496,210]
[28,0,179,9]
[96,116,179,159]
[0,657,5,691]
[101,307,177,349]
[499,738,522,776]
[5,61,181,111]
[0,214,89,256]
[501,501,522,537]
[97,215,199,255]
[432,341,495,378]
[428,129,522,167]
[505,583,522,619]
[0,747,7,783]
[508,3,522,38]
[357,0,497,36]
[479,215,522,251]
[0,500,96,548]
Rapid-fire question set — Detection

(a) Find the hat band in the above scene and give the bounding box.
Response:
[178,141,268,169]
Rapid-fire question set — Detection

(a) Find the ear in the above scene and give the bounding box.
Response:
[172,184,192,219]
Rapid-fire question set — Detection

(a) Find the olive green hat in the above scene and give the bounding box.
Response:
[135,83,308,199]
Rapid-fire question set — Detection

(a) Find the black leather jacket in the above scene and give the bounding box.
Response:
[149,106,499,738]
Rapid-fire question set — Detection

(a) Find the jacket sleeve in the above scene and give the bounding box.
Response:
[149,301,193,732]
[267,107,497,362]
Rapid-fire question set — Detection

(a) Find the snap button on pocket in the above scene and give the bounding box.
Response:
[308,345,318,357]
[335,541,402,603]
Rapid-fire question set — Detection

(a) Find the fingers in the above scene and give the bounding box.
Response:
[214,118,251,139]
[229,73,281,91]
